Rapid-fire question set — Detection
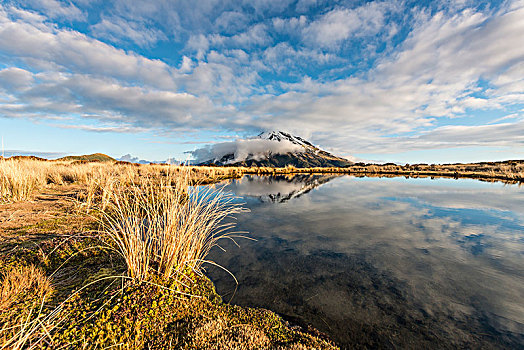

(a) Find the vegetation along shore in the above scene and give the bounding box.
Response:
[234,160,524,184]
[0,155,522,348]
[0,157,337,349]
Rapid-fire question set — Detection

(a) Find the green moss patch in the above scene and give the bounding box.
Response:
[55,273,337,349]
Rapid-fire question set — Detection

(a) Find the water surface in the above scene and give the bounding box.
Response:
[206,175,524,349]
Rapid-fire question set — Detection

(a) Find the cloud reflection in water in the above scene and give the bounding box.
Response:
[207,175,524,348]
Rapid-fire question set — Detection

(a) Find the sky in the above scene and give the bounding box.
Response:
[0,0,523,164]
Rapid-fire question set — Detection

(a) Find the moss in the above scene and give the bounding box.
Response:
[53,273,337,349]
[1,236,338,349]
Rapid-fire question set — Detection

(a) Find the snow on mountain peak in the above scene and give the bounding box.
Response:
[258,131,316,149]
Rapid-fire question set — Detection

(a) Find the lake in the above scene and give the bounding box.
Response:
[206,174,524,349]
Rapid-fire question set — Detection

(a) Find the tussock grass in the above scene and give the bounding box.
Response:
[0,160,341,349]
[96,169,246,282]
[0,159,248,203]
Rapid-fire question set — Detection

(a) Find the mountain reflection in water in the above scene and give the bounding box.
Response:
[226,174,340,203]
[206,175,524,349]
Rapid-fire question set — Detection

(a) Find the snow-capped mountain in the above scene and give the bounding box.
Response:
[196,131,353,168]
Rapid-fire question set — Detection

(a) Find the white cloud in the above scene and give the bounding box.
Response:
[190,138,304,163]
[244,0,296,16]
[90,17,167,47]
[414,121,524,148]
[54,123,148,133]
[186,34,210,59]
[241,2,524,155]
[19,0,84,21]
[214,11,249,34]
[181,58,259,102]
[1,1,523,159]
[302,2,394,48]
[118,153,141,162]
[272,15,307,35]
[229,23,271,47]
[118,153,180,164]
[0,67,34,90]
[179,56,194,73]
[6,6,47,28]
[0,70,224,131]
[0,7,177,89]
[295,0,320,13]
[340,120,524,154]
[208,23,272,49]
[0,5,259,128]
[264,43,343,72]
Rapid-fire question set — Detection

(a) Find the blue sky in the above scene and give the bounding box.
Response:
[0,0,523,163]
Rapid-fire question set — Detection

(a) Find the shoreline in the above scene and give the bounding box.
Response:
[195,166,524,186]
[239,170,524,184]
[233,160,524,184]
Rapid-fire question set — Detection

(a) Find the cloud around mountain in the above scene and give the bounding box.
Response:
[190,138,304,164]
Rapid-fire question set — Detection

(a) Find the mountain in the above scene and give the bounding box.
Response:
[199,131,353,168]
[56,153,115,162]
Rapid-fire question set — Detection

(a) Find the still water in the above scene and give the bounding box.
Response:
[206,174,524,349]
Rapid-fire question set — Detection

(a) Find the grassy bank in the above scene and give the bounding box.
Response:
[0,159,337,349]
[1,158,522,205]
[235,160,524,183]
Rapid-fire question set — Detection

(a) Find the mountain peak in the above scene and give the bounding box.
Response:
[258,131,316,149]
[195,131,353,168]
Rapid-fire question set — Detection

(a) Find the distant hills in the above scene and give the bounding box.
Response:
[198,131,353,168]
[0,155,48,161]
[56,153,115,162]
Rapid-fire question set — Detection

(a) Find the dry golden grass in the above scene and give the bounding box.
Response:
[0,159,250,286]
[1,158,522,205]
[0,159,340,349]
[96,168,246,282]
[343,161,524,182]
[0,160,44,203]
[0,159,249,203]
[0,265,51,312]
[0,265,55,349]
[0,159,111,203]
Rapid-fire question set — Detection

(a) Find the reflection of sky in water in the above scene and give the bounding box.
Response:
[207,175,524,348]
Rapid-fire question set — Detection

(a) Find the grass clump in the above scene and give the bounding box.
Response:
[1,158,522,205]
[97,169,246,282]
[0,265,51,313]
